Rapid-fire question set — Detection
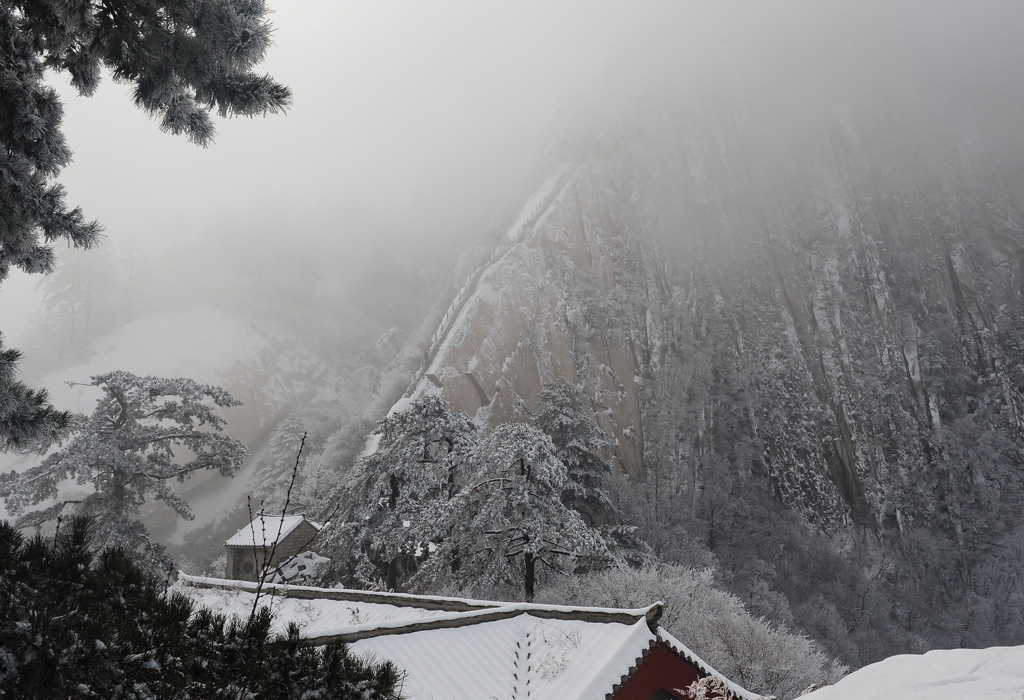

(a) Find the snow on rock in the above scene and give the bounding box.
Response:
[802,646,1024,700]
[386,396,416,417]
[506,165,572,241]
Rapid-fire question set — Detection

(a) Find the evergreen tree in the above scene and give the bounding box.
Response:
[0,0,290,451]
[414,422,611,600]
[0,334,69,452]
[319,395,477,589]
[534,379,614,520]
[0,370,248,566]
[535,380,653,568]
[0,516,402,699]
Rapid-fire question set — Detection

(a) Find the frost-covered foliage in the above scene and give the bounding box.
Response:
[318,396,478,589]
[534,380,614,521]
[679,676,731,700]
[0,0,289,452]
[317,397,621,598]
[538,565,846,699]
[0,371,247,567]
[0,334,70,452]
[268,550,331,585]
[0,516,402,699]
[413,422,612,599]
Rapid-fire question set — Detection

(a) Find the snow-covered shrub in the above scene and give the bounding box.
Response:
[537,564,847,699]
[679,676,730,699]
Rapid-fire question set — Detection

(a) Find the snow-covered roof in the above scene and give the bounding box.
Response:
[224,513,321,548]
[800,644,1024,700]
[174,575,764,700]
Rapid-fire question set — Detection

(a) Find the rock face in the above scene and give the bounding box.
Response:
[404,162,656,478]
[397,83,1024,657]
[411,83,1024,531]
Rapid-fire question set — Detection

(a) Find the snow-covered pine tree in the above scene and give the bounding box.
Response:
[0,371,248,567]
[0,0,289,451]
[318,395,477,589]
[534,379,614,520]
[0,335,70,451]
[535,380,653,569]
[414,422,612,600]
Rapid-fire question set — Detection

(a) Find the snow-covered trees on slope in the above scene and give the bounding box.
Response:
[319,396,631,597]
[0,516,401,699]
[539,564,847,700]
[414,422,612,599]
[534,380,614,522]
[0,371,247,566]
[319,396,477,590]
[0,0,289,451]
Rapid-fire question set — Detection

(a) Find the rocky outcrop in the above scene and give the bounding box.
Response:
[402,160,656,478]
[402,87,1024,548]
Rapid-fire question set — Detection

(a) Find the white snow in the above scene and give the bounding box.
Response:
[175,577,460,635]
[386,396,416,417]
[173,576,763,700]
[802,645,1024,700]
[354,613,655,700]
[359,432,384,458]
[225,514,320,548]
[506,165,571,242]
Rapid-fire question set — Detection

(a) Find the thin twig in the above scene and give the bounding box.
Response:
[250,432,306,617]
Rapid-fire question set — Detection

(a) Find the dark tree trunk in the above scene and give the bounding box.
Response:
[525,551,535,600]
[387,557,398,592]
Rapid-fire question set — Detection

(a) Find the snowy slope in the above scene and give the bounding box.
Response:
[802,646,1024,700]
[42,308,262,410]
[0,308,268,528]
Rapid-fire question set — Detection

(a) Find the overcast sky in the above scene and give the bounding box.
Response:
[3,1,1024,340]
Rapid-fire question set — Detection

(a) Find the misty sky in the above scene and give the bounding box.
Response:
[2,1,1024,340]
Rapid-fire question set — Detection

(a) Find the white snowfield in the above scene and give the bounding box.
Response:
[802,645,1024,700]
[174,575,764,700]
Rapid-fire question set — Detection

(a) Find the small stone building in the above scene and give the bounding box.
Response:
[225,513,322,581]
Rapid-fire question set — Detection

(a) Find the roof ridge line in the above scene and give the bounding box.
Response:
[177,575,663,623]
[302,605,654,645]
[178,574,498,612]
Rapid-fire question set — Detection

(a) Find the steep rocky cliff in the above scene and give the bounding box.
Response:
[393,79,1024,660]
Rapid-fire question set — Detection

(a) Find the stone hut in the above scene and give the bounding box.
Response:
[225,513,322,581]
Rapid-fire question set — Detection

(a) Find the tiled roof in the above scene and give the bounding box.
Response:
[174,575,762,700]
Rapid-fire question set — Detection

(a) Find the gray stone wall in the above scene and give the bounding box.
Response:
[225,521,321,581]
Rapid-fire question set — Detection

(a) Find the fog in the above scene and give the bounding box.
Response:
[4,0,1024,446]
[4,2,1024,336]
